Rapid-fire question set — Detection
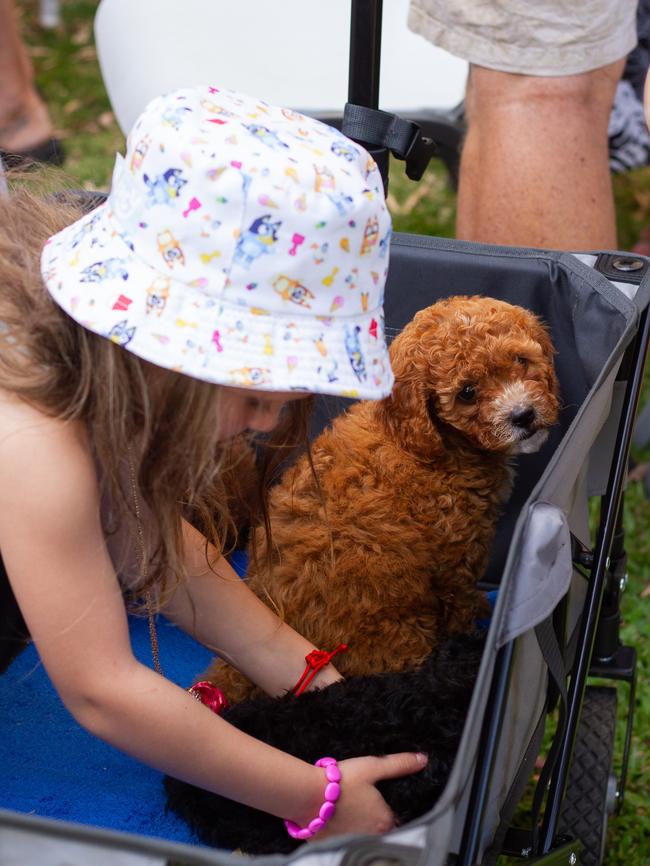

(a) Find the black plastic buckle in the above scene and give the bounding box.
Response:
[401,126,438,181]
[570,533,593,569]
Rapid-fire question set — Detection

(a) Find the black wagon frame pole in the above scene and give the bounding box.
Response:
[347,0,390,191]
[345,0,437,191]
[539,306,650,853]
[348,0,383,108]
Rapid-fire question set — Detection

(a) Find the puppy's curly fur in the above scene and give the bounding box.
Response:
[165,633,485,854]
[208,296,559,702]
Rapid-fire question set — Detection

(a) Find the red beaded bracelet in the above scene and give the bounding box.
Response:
[284,757,341,840]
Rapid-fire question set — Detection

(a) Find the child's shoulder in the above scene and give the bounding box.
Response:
[0,388,80,441]
[0,387,47,423]
[0,389,95,500]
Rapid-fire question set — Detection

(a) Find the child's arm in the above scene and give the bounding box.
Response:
[160,520,342,696]
[0,398,424,836]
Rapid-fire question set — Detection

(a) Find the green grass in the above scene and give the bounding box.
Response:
[18,2,650,862]
[21,0,122,190]
[605,474,650,861]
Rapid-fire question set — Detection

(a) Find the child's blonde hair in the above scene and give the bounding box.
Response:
[0,183,311,605]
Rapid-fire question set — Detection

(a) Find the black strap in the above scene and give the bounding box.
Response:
[341,103,437,181]
[482,709,546,865]
[483,618,569,864]
[528,619,569,853]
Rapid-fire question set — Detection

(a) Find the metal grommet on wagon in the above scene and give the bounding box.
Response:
[611,257,645,272]
[595,252,650,284]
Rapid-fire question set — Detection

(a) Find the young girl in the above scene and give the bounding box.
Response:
[0,85,426,844]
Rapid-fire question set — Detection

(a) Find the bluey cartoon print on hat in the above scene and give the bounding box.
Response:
[41,85,394,399]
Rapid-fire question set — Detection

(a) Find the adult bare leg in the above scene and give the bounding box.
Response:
[0,0,55,155]
[456,60,626,249]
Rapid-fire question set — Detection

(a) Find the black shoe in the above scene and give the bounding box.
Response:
[0,137,65,169]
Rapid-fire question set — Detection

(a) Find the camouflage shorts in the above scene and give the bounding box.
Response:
[408,0,637,76]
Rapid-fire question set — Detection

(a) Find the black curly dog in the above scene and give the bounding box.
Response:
[164,632,485,855]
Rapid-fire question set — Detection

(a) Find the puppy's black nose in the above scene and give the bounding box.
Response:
[511,407,536,429]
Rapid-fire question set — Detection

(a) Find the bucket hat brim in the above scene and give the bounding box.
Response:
[42,201,395,399]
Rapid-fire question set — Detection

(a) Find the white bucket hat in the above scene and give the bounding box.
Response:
[41,85,394,399]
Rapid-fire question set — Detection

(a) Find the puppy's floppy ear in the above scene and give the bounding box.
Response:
[374,335,444,462]
[528,314,561,403]
[529,316,556,361]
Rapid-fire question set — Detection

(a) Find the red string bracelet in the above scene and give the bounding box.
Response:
[291,645,348,696]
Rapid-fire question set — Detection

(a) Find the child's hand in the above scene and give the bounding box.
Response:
[313,752,428,839]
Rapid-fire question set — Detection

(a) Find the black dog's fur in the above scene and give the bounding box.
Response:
[164,632,485,855]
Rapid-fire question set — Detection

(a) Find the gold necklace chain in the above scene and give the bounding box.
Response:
[127,453,162,676]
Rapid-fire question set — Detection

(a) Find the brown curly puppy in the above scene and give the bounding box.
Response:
[206,296,559,702]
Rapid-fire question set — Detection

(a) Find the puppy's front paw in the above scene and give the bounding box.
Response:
[201,657,260,705]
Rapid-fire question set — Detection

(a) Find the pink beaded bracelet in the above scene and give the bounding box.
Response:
[284,757,341,841]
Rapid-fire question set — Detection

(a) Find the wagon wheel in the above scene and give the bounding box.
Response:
[558,686,618,866]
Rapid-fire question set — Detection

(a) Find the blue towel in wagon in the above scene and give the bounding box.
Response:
[0,550,494,842]
[0,613,213,844]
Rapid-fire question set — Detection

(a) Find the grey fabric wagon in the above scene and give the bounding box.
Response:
[2,2,649,862]
[1,227,648,866]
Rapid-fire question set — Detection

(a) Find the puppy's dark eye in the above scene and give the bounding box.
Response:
[516,356,528,367]
[458,384,476,403]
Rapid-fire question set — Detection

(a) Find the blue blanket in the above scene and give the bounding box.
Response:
[0,553,495,845]
[0,615,214,844]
